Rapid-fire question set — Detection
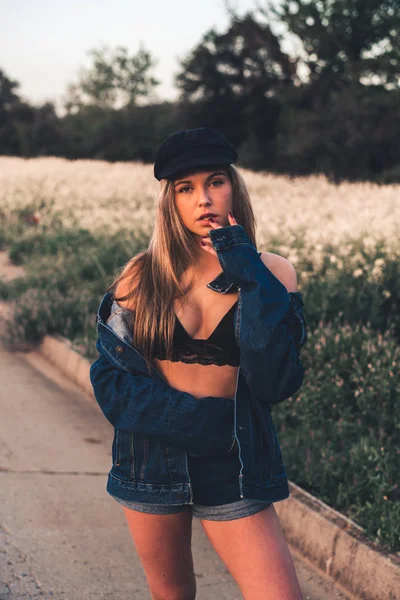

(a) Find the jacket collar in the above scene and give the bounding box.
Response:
[207,269,237,294]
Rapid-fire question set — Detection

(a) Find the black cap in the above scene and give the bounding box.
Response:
[154,127,238,181]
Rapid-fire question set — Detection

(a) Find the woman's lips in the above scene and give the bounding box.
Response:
[198,216,217,223]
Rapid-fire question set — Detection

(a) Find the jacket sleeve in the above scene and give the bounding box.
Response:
[209,224,308,406]
[90,337,235,457]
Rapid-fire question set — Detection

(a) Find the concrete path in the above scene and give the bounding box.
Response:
[0,342,351,600]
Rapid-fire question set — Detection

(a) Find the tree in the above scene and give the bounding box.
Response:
[257,0,400,181]
[261,0,400,93]
[0,68,22,153]
[175,12,296,167]
[63,43,161,112]
[0,69,36,155]
[60,101,180,162]
[29,102,64,156]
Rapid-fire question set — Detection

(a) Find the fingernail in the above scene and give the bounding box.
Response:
[209,217,215,222]
[228,212,233,218]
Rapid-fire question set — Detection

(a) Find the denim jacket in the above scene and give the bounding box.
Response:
[90,224,308,505]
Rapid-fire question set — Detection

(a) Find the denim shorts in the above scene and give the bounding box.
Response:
[109,436,272,521]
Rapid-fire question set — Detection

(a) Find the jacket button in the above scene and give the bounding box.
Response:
[115,345,124,354]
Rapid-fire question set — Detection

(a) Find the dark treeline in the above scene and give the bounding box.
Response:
[1,1,399,183]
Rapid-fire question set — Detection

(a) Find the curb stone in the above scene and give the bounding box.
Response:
[23,333,400,600]
[36,334,95,400]
[281,482,400,600]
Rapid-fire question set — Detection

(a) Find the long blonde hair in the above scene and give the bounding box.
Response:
[108,164,257,375]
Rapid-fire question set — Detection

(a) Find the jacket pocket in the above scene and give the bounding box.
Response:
[111,429,136,482]
[253,405,286,483]
[267,412,287,483]
[110,430,191,486]
[131,433,189,486]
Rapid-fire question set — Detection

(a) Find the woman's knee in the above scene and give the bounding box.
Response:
[150,581,196,600]
[145,561,196,600]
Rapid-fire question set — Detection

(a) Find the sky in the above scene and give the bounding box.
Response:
[0,0,290,112]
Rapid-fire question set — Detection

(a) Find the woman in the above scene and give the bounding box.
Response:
[90,127,308,599]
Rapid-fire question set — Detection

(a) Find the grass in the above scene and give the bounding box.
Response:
[0,156,399,553]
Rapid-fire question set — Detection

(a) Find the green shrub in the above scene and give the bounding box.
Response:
[274,319,400,552]
[1,223,399,553]
[0,225,148,356]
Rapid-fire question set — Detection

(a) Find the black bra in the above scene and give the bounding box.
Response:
[153,300,240,366]
[114,252,264,367]
[159,251,263,366]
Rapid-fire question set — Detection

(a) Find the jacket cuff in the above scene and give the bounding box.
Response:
[209,223,287,298]
[209,223,256,251]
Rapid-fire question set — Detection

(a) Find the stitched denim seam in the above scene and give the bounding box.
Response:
[139,436,149,482]
[115,429,120,466]
[109,472,190,487]
[213,239,256,251]
[164,446,174,484]
[226,433,236,453]
[130,432,136,481]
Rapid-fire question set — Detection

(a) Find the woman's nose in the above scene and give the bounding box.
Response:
[198,188,212,204]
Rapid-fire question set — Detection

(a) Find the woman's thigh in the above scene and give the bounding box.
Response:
[200,503,303,600]
[122,505,196,599]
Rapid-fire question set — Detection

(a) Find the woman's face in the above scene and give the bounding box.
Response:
[173,168,233,237]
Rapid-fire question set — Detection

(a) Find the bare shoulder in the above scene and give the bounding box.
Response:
[114,258,139,311]
[259,251,298,293]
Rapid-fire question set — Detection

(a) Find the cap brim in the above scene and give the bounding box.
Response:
[158,156,234,181]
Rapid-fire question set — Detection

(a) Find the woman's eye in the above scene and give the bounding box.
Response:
[178,180,224,193]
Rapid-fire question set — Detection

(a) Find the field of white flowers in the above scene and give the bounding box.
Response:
[1,156,399,553]
[1,156,399,256]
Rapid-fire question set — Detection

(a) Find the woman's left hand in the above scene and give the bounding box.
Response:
[200,212,238,257]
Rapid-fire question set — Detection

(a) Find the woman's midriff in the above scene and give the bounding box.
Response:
[153,359,238,400]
